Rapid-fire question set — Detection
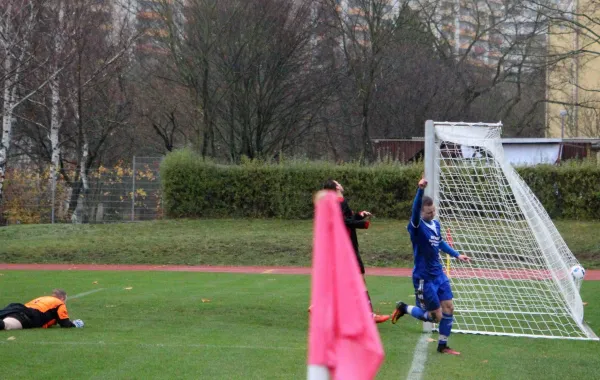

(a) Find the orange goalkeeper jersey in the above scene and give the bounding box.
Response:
[25,296,71,328]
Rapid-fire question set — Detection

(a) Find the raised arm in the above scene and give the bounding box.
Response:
[411,176,428,227]
[410,188,424,228]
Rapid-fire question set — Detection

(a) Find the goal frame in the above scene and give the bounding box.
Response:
[422,120,598,340]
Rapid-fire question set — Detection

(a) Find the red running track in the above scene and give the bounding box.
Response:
[0,263,406,276]
[0,263,598,280]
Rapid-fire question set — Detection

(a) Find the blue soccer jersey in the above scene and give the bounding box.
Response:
[408,217,444,280]
[407,188,459,281]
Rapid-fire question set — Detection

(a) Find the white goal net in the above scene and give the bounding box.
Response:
[424,120,597,340]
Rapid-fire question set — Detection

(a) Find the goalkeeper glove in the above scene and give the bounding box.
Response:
[73,319,84,328]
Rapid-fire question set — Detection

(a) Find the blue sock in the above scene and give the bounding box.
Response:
[438,312,453,346]
[406,305,433,322]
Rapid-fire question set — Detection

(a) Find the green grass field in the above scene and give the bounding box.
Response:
[1,270,598,379]
[1,218,600,268]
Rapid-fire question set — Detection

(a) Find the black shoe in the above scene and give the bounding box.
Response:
[391,301,407,324]
[437,343,461,355]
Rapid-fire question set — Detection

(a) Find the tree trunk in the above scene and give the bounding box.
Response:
[324,119,339,162]
[361,94,373,163]
[0,67,17,207]
[71,50,86,223]
[201,65,211,159]
[49,1,65,223]
[76,132,90,223]
[229,92,236,162]
[49,76,61,222]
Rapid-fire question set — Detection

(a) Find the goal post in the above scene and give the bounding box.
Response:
[422,120,435,333]
[423,120,598,340]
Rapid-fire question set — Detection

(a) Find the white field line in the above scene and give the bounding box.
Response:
[0,340,305,351]
[69,288,105,299]
[406,334,431,380]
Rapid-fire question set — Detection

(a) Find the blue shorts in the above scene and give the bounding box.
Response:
[413,275,453,311]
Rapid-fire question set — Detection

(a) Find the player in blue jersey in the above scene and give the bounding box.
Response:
[390,176,470,355]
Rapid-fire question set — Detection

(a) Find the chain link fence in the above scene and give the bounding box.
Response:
[0,156,163,225]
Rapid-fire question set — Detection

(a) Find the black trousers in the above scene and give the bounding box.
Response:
[0,303,37,328]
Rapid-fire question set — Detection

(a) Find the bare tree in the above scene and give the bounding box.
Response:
[47,0,68,222]
[10,0,139,221]
[133,73,193,154]
[0,1,46,205]
[60,2,137,222]
[213,0,331,160]
[154,0,220,158]
[156,0,331,161]
[528,0,600,135]
[319,0,410,162]
[410,0,549,124]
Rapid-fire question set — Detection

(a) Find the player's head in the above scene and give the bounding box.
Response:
[52,289,67,302]
[322,179,344,194]
[421,196,435,222]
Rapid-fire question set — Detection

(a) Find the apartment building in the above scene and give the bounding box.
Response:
[545,0,600,138]
[426,0,546,69]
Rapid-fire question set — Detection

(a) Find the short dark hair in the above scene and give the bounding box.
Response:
[52,289,67,299]
[323,179,337,190]
[422,196,434,208]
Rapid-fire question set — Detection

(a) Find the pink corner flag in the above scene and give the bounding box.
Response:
[307,191,384,380]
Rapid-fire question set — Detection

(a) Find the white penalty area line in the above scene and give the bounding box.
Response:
[0,340,305,351]
[69,288,105,300]
[406,333,431,380]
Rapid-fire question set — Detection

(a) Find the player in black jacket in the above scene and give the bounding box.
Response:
[322,179,389,324]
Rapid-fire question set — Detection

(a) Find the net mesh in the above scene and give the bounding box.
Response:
[431,122,595,340]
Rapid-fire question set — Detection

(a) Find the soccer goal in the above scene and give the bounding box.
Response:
[424,120,598,340]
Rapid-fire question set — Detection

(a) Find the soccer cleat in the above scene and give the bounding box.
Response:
[391,301,407,324]
[373,314,390,323]
[308,305,312,313]
[437,344,461,355]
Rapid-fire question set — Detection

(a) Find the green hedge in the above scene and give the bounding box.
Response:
[518,161,600,219]
[161,149,600,220]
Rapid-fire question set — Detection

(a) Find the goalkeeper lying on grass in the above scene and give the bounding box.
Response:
[0,289,84,330]
[391,176,470,355]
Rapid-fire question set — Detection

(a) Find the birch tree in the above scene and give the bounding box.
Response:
[0,1,41,205]
[59,1,138,222]
[10,0,139,221]
[49,0,66,222]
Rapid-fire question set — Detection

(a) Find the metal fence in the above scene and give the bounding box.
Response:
[0,156,163,225]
